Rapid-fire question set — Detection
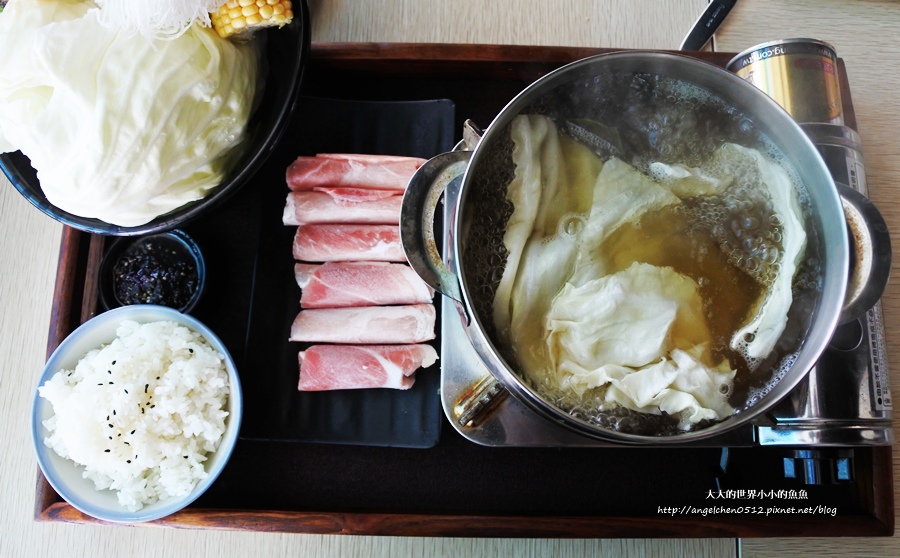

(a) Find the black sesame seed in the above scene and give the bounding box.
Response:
[108,436,112,440]
[144,384,148,393]
[108,424,113,428]
[141,408,144,414]
[104,449,110,453]
[130,430,135,435]
[97,383,103,386]
[112,360,116,365]
[106,415,109,420]
[150,405,155,409]
[126,460,131,464]
[183,456,188,459]
[107,370,112,375]
[124,441,130,445]
[156,376,160,380]
[113,410,116,415]
[189,348,193,353]
[108,382,113,385]
[124,389,128,394]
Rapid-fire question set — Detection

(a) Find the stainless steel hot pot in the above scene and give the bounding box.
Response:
[401,51,890,444]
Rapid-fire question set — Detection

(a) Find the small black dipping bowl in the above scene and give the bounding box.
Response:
[99,230,207,314]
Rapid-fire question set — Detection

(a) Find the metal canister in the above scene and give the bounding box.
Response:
[800,122,866,194]
[726,38,843,124]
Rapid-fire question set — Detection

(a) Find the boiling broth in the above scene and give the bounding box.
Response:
[602,206,764,360]
[460,69,823,435]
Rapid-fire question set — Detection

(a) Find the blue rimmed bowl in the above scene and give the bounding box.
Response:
[32,305,242,523]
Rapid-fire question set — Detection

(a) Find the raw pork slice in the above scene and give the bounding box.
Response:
[296,262,433,308]
[297,344,439,391]
[292,224,406,262]
[289,304,436,344]
[282,188,403,226]
[286,153,426,191]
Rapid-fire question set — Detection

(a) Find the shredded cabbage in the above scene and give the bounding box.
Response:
[570,156,681,287]
[494,115,748,429]
[547,263,713,372]
[95,0,227,41]
[494,114,809,429]
[0,0,259,226]
[492,115,552,340]
[546,262,735,429]
[493,115,602,344]
[723,144,807,360]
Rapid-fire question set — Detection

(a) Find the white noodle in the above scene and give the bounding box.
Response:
[95,0,228,40]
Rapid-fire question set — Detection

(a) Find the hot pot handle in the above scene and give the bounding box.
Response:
[400,150,472,306]
[837,183,892,323]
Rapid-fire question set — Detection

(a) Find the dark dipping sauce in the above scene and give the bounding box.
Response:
[112,237,199,310]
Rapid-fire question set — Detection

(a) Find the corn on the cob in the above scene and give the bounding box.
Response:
[211,0,293,39]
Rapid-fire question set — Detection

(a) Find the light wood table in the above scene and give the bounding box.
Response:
[1,1,897,556]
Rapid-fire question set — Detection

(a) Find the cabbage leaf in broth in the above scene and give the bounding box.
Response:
[493,114,806,430]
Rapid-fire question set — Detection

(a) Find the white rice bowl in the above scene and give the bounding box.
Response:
[32,305,241,523]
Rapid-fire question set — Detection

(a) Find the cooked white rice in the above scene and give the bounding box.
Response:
[38,320,230,512]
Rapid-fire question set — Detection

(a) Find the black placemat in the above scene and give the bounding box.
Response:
[237,96,455,447]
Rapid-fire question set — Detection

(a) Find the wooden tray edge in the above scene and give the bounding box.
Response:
[33,43,889,538]
[308,41,736,63]
[36,502,894,538]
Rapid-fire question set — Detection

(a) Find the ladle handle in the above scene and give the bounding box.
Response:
[837,183,892,323]
[400,150,472,304]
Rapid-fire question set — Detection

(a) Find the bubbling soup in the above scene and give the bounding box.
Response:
[460,70,823,436]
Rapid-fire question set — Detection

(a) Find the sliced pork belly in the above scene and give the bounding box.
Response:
[297,344,439,391]
[286,153,426,191]
[296,262,433,308]
[289,304,436,344]
[282,188,403,226]
[292,224,406,262]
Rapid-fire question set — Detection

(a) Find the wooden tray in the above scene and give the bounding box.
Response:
[36,43,893,537]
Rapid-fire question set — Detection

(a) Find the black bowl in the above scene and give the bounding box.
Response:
[99,230,207,314]
[0,3,309,236]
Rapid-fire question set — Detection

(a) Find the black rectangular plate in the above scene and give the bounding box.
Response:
[237,96,455,447]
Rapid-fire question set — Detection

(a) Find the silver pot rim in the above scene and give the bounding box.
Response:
[410,50,852,443]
